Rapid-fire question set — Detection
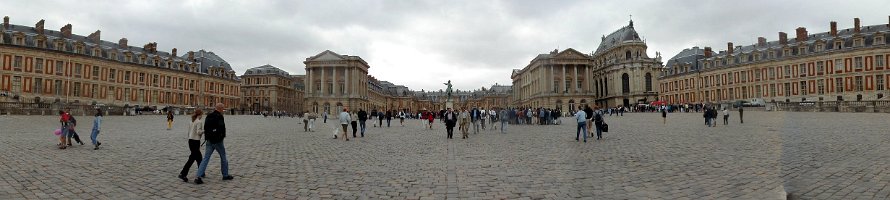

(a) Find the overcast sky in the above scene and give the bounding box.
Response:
[3,0,888,91]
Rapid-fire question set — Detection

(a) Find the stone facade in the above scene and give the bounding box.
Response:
[240,65,301,114]
[303,50,371,114]
[0,16,240,109]
[660,17,890,105]
[512,20,662,111]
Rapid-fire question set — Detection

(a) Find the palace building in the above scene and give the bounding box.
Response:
[0,16,240,109]
[659,17,890,105]
[240,64,301,114]
[511,20,663,111]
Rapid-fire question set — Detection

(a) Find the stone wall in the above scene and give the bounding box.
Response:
[774,101,890,113]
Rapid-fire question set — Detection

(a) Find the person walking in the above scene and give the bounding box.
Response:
[323,111,328,123]
[303,112,310,132]
[90,109,103,150]
[584,106,593,137]
[499,109,508,134]
[308,112,317,131]
[459,108,470,139]
[662,108,667,125]
[385,110,393,127]
[350,111,359,138]
[179,109,204,182]
[398,110,405,127]
[575,106,588,142]
[738,107,744,124]
[195,103,234,184]
[480,107,487,130]
[471,107,480,134]
[339,109,351,141]
[67,112,84,146]
[167,111,174,130]
[444,108,457,139]
[593,107,605,140]
[723,108,729,125]
[358,109,368,137]
[704,108,711,127]
[427,111,435,129]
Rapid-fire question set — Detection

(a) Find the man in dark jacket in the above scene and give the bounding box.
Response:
[195,103,233,184]
[444,108,457,139]
[357,109,368,137]
[584,105,594,137]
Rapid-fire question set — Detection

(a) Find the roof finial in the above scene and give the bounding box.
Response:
[629,14,633,27]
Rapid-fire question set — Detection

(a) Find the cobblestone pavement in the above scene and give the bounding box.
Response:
[1,111,889,199]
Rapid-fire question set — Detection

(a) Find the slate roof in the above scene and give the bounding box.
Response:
[244,64,290,76]
[594,20,643,55]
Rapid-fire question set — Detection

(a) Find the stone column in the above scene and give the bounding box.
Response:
[573,65,579,93]
[320,67,325,96]
[345,67,350,98]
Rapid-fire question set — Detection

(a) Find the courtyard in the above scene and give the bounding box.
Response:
[0,111,889,199]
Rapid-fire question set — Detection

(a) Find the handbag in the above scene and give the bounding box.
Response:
[602,123,609,132]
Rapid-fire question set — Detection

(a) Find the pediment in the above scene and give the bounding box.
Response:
[554,48,589,59]
[308,50,346,61]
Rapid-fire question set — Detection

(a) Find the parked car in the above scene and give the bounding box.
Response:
[741,98,766,107]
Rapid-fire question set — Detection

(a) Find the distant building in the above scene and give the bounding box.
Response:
[512,20,663,111]
[660,17,890,105]
[0,16,240,109]
[240,64,301,114]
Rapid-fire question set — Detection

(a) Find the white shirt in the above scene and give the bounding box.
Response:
[188,117,204,140]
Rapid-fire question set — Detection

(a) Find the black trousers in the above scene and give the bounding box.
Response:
[180,139,202,176]
[351,121,358,137]
[446,126,454,139]
[68,130,83,144]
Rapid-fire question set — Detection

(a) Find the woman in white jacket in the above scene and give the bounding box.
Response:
[178,109,204,182]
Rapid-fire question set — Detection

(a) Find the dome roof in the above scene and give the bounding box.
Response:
[594,20,643,55]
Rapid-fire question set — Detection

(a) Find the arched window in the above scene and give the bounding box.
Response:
[645,73,653,92]
[625,51,632,60]
[622,73,630,94]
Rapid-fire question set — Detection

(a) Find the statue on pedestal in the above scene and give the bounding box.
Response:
[444,80,453,100]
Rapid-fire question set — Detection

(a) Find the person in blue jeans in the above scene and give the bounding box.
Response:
[593,108,604,140]
[195,103,234,184]
[574,106,588,142]
[90,109,103,150]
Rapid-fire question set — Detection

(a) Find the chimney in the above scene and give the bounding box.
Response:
[2,16,8,29]
[795,27,808,42]
[172,48,178,57]
[704,47,713,58]
[188,51,195,61]
[35,19,44,34]
[854,18,861,33]
[830,21,838,36]
[779,32,788,45]
[60,24,72,38]
[87,30,101,43]
[119,38,128,48]
[757,37,767,47]
[727,42,734,54]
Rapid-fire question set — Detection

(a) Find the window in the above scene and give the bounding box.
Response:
[54,80,63,95]
[769,68,776,79]
[784,65,791,78]
[741,72,747,82]
[139,73,145,84]
[769,51,776,59]
[835,41,843,49]
[817,79,825,95]
[74,63,82,77]
[564,80,570,92]
[836,78,844,93]
[13,56,22,71]
[877,75,885,91]
[816,44,824,52]
[799,47,806,55]
[876,36,885,45]
[855,57,863,70]
[645,73,652,92]
[553,81,558,92]
[34,78,43,94]
[783,49,790,57]
[91,84,97,98]
[621,73,630,94]
[73,82,80,97]
[153,75,159,87]
[92,66,100,79]
[165,76,172,88]
[800,81,807,95]
[783,83,790,96]
[877,55,885,68]
[124,71,131,83]
[817,61,824,74]
[755,69,762,80]
[769,84,776,97]
[37,40,45,48]
[108,69,116,81]
[12,76,21,93]
[55,61,64,75]
[854,39,863,47]
[799,64,806,76]
[35,58,43,73]
[835,59,843,70]
[727,73,733,84]
[855,76,863,92]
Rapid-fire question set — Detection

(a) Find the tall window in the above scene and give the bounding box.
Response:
[35,58,44,73]
[621,73,630,94]
[34,78,43,94]
[854,57,863,70]
[817,61,824,74]
[54,80,63,95]
[645,73,652,92]
[800,81,807,95]
[817,79,825,95]
[11,76,21,93]
[55,61,64,76]
[13,56,22,71]
[73,82,81,97]
[784,83,791,96]
[92,66,100,79]
[799,64,806,76]
[855,76,863,91]
[108,69,116,81]
[625,51,632,60]
[74,63,82,77]
[877,75,885,91]
[836,78,844,93]
[784,65,791,78]
[877,55,885,68]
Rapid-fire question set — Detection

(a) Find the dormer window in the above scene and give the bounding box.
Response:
[125,54,132,62]
[816,44,824,52]
[93,49,101,57]
[14,37,24,45]
[875,36,885,45]
[769,51,776,59]
[753,53,761,61]
[783,49,791,57]
[835,41,843,49]
[36,39,45,48]
[798,47,806,55]
[853,38,863,47]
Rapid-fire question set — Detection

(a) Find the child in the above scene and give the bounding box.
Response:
[91,109,103,150]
